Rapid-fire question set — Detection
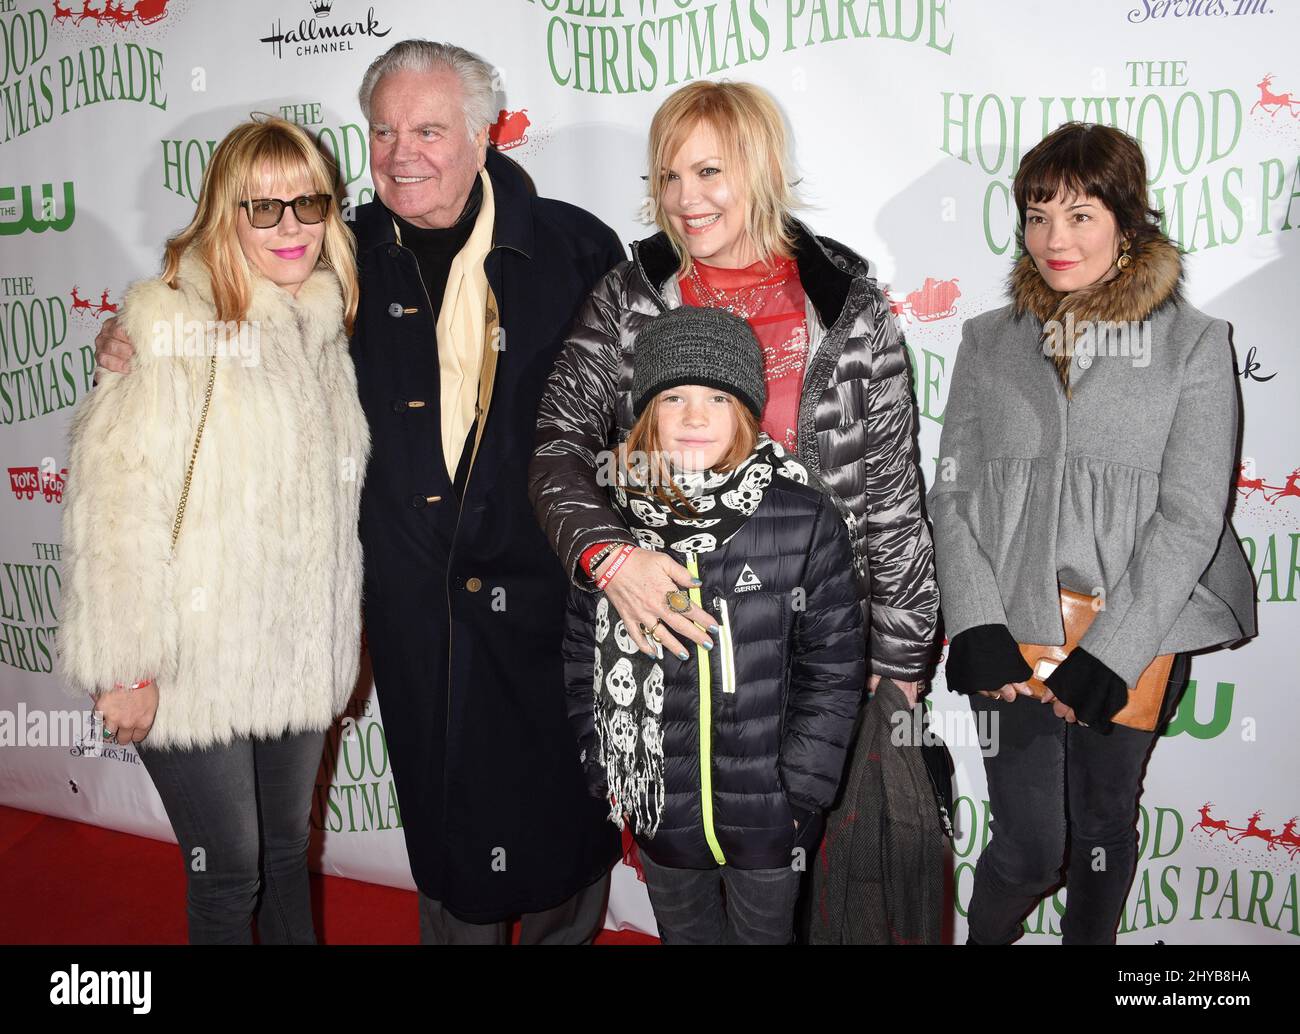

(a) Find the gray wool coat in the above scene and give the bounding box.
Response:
[927,295,1257,690]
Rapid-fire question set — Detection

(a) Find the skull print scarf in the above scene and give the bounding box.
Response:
[591,434,813,839]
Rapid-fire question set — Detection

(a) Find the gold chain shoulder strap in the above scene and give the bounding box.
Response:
[169,354,217,554]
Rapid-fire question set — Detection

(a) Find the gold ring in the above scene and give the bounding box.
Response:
[665,589,691,614]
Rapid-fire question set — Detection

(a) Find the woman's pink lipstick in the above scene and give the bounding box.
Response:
[1047,259,1079,271]
[272,245,308,260]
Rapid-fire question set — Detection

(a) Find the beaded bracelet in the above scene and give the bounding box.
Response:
[112,678,154,692]
[595,544,637,591]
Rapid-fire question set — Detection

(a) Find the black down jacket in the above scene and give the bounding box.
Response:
[563,477,867,870]
[530,220,939,679]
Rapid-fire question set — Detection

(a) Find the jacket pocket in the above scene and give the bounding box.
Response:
[712,594,738,696]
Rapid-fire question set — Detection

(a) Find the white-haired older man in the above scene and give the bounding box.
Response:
[95,40,626,944]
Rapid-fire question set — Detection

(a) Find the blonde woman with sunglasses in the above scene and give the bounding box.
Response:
[58,116,370,944]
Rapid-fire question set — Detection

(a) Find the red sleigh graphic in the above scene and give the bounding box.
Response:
[1193,804,1300,859]
[1250,74,1300,119]
[1236,463,1300,505]
[8,466,69,503]
[489,109,530,151]
[70,286,118,319]
[888,277,961,324]
[52,0,170,28]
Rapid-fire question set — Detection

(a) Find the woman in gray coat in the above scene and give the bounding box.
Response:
[928,122,1256,944]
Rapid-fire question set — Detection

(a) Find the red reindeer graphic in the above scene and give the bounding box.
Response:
[1265,468,1300,505]
[1192,803,1234,839]
[1250,74,1300,118]
[1236,463,1269,499]
[93,289,118,318]
[52,1,74,22]
[105,1,135,29]
[69,287,95,315]
[1275,819,1300,860]
[1228,810,1278,850]
[76,1,103,23]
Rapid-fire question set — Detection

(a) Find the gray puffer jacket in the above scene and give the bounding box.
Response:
[529,220,939,680]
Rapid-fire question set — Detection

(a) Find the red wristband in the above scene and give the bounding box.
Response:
[595,544,637,591]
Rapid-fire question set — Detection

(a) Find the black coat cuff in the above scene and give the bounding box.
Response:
[944,624,1032,695]
[1042,647,1128,732]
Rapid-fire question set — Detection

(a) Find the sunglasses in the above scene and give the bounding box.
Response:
[238,193,333,229]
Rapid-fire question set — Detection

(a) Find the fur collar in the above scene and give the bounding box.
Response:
[175,248,343,329]
[1009,235,1183,394]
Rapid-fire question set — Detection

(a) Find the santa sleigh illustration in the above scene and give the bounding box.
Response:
[489,109,530,151]
[1236,463,1300,506]
[1192,804,1300,859]
[52,0,170,27]
[888,276,961,323]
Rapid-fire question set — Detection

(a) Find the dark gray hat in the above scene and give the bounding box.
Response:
[631,306,766,420]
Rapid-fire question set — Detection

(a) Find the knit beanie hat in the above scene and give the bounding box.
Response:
[631,306,766,420]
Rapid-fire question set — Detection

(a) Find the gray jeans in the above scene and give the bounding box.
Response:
[966,654,1190,945]
[137,728,326,944]
[639,851,801,944]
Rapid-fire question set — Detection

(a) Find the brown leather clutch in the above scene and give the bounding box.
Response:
[1017,587,1175,732]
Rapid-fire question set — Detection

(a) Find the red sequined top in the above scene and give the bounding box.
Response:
[679,255,808,452]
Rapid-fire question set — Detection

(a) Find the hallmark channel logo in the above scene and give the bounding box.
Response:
[259,1,390,60]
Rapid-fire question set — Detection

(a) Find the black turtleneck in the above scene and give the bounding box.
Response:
[392,173,484,321]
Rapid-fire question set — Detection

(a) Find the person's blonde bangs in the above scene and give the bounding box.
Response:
[162,116,359,334]
[647,81,798,277]
[623,392,760,518]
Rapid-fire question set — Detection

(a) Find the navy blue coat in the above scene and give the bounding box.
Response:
[564,478,867,871]
[350,149,624,921]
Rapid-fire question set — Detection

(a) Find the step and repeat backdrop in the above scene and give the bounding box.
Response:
[1,0,1297,942]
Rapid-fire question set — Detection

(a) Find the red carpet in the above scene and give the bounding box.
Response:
[0,805,655,945]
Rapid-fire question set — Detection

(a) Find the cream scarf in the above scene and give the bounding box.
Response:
[435,168,496,479]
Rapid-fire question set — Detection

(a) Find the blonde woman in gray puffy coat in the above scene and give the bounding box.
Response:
[58,116,370,944]
[530,80,938,708]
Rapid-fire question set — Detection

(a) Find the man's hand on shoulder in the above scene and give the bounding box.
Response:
[93,316,137,383]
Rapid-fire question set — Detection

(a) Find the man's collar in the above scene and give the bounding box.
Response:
[355,147,533,260]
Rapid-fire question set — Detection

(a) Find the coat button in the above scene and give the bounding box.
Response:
[388,302,404,318]
[1077,352,1093,369]
[410,494,443,508]
[465,577,483,592]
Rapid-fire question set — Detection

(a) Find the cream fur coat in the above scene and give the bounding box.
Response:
[58,251,371,749]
